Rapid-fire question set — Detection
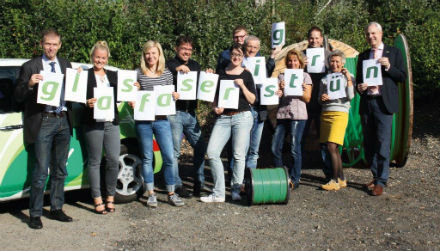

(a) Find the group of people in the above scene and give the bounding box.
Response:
[16,21,405,230]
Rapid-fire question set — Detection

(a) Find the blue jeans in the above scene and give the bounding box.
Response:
[271,119,306,185]
[168,111,206,189]
[245,107,264,169]
[136,119,175,193]
[206,111,253,197]
[30,115,71,217]
[361,98,393,186]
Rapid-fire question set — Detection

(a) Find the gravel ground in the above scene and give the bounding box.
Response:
[0,102,439,251]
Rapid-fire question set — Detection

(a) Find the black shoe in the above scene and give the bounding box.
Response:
[49,210,73,222]
[29,217,43,229]
[175,186,192,198]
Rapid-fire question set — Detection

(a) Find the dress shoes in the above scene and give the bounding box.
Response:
[371,184,384,196]
[364,180,375,191]
[29,217,43,229]
[49,210,73,222]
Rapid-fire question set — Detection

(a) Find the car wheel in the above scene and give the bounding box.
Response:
[114,152,143,203]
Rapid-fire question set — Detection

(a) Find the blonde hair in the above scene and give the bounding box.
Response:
[285,49,305,69]
[90,41,110,63]
[140,40,165,75]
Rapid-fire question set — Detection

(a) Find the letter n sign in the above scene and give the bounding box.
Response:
[362,59,383,86]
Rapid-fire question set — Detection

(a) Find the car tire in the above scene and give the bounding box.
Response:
[114,144,143,203]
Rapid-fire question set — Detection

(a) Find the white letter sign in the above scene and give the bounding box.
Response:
[271,22,285,48]
[197,71,219,102]
[326,73,347,100]
[154,85,175,115]
[283,69,304,96]
[177,71,198,100]
[260,78,279,105]
[218,80,239,109]
[37,71,64,107]
[94,87,114,120]
[64,68,87,103]
[117,70,137,101]
[362,59,383,86]
[134,91,156,121]
[306,48,326,73]
[243,56,267,84]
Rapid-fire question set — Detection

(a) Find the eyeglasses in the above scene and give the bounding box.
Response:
[233,35,246,40]
[178,47,193,52]
[231,53,243,58]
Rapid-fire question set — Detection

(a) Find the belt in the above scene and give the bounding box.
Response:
[155,115,168,120]
[43,111,66,118]
[367,95,381,100]
[222,110,242,116]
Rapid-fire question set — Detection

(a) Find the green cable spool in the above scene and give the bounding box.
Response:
[244,167,289,206]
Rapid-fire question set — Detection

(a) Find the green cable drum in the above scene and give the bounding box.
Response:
[244,167,289,206]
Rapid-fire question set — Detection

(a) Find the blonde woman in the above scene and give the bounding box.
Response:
[82,41,121,214]
[134,41,184,207]
[319,50,355,191]
[272,49,312,190]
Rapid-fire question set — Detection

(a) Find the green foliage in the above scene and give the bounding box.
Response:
[0,0,438,98]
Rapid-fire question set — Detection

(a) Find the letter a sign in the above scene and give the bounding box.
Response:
[326,73,346,100]
[362,59,383,86]
[94,87,114,120]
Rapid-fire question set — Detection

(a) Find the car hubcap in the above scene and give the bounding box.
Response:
[116,153,142,196]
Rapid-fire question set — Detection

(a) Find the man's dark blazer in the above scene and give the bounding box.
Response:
[14,56,73,145]
[356,44,406,114]
[82,68,119,126]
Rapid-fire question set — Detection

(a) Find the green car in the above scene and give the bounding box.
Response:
[0,59,162,203]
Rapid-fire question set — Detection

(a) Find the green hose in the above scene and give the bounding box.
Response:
[245,167,289,205]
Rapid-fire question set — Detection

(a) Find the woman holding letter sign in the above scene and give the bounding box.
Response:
[318,50,355,191]
[271,49,312,190]
[82,41,122,214]
[201,43,256,203]
[132,40,184,207]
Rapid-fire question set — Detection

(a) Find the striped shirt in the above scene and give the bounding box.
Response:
[136,68,174,91]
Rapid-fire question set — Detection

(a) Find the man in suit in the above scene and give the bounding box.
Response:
[15,29,73,229]
[356,22,406,196]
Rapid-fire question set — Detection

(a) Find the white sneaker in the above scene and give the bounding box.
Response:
[200,194,225,203]
[231,191,242,201]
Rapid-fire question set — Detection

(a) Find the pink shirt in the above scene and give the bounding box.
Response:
[276,72,312,120]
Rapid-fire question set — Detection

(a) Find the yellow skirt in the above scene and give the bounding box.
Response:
[320,111,348,145]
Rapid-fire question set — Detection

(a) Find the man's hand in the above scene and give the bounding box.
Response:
[28,74,43,88]
[87,98,97,108]
[214,107,224,115]
[176,65,191,73]
[378,57,391,70]
[357,83,368,92]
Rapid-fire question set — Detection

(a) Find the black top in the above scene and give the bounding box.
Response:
[217,68,256,113]
[82,68,119,125]
[166,56,201,113]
